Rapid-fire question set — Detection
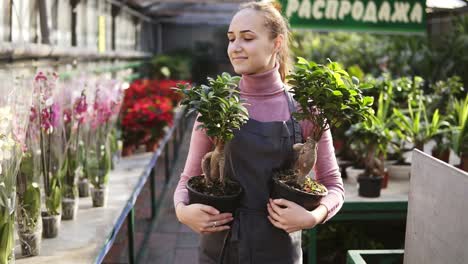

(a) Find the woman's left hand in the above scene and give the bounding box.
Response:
[267,198,327,233]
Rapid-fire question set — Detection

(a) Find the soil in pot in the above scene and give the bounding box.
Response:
[271,170,328,211]
[78,178,90,198]
[187,175,242,213]
[91,186,108,207]
[61,198,78,220]
[41,212,61,238]
[358,174,383,198]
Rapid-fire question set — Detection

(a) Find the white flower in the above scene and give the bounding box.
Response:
[45,97,54,107]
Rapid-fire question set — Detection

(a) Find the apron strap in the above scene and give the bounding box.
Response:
[284,89,303,144]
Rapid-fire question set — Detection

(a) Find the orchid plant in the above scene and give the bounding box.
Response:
[85,79,123,190]
[0,74,32,264]
[32,71,66,217]
[61,78,88,201]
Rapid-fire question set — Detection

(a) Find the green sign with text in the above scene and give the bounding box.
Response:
[279,0,426,34]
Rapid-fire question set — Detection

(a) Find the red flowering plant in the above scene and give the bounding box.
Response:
[120,79,189,150]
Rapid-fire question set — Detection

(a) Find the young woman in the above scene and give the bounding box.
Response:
[174,1,344,263]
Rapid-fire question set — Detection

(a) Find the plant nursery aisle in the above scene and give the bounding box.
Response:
[103,117,198,264]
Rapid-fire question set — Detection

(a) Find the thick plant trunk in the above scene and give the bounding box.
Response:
[201,139,226,184]
[365,145,383,177]
[293,136,318,185]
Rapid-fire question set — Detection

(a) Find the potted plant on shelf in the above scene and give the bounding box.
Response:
[61,87,88,220]
[175,73,248,213]
[77,139,89,197]
[16,124,42,256]
[347,92,395,196]
[392,96,449,159]
[0,106,20,264]
[449,95,468,171]
[121,78,180,153]
[381,77,423,178]
[85,80,123,207]
[429,76,464,162]
[33,71,66,238]
[272,58,374,210]
[0,88,31,264]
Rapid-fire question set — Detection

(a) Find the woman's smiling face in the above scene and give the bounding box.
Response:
[227,9,280,75]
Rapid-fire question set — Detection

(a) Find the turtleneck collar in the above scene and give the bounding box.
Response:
[239,63,284,97]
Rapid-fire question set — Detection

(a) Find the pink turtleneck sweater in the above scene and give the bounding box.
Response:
[173,65,344,223]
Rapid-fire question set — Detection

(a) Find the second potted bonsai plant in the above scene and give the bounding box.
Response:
[175,73,249,213]
[272,58,374,209]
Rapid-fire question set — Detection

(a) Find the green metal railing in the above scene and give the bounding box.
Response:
[94,107,190,264]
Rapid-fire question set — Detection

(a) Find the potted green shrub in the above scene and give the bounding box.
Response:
[392,97,449,152]
[448,95,468,171]
[175,73,248,213]
[272,58,374,209]
[429,76,464,162]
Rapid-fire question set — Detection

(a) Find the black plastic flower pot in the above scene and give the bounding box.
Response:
[187,175,242,214]
[358,175,383,198]
[41,212,61,238]
[271,173,328,211]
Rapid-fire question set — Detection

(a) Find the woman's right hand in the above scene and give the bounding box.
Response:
[176,203,234,234]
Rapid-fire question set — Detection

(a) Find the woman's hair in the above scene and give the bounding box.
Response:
[238,0,292,83]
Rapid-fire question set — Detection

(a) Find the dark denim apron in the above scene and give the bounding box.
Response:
[198,90,303,264]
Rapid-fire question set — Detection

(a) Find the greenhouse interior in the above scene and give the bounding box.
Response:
[0,0,467,264]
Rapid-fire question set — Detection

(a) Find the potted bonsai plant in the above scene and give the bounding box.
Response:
[272,58,374,210]
[347,97,394,197]
[175,73,249,213]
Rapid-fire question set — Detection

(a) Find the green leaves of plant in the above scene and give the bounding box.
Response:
[45,179,61,216]
[0,209,14,264]
[174,72,249,142]
[288,57,374,141]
